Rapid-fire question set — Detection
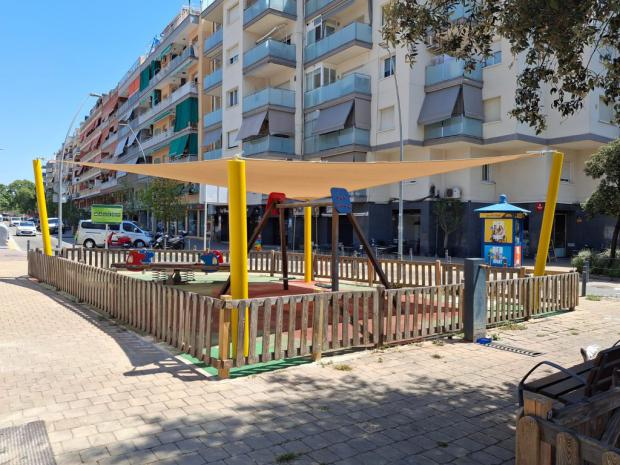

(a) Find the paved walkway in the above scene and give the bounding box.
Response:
[1,251,619,465]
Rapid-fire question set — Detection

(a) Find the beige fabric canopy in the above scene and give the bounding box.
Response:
[72,153,539,200]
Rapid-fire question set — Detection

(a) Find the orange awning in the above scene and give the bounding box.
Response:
[71,153,540,200]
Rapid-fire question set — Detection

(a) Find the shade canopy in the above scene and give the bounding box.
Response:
[237,111,267,140]
[462,84,483,120]
[418,86,461,125]
[71,153,540,200]
[314,100,354,135]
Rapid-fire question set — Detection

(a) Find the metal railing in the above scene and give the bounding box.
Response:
[243,88,295,113]
[304,72,370,108]
[304,22,372,63]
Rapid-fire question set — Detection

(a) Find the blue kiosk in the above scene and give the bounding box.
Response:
[475,194,529,267]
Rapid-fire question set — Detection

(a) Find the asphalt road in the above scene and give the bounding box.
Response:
[7,225,74,252]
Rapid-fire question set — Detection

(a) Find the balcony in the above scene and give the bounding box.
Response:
[243,136,294,157]
[304,127,370,154]
[203,68,223,94]
[304,22,372,65]
[243,40,296,77]
[139,128,175,152]
[244,88,295,113]
[203,28,223,56]
[424,115,482,140]
[203,148,223,160]
[244,0,296,34]
[204,109,222,128]
[135,82,197,127]
[304,73,370,108]
[425,59,482,87]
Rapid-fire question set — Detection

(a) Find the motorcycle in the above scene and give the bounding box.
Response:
[151,231,187,249]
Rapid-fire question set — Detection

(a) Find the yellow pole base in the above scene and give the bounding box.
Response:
[304,206,312,282]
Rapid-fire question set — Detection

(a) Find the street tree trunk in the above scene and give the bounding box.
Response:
[611,215,620,258]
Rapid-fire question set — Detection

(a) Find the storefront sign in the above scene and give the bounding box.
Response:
[91,204,123,224]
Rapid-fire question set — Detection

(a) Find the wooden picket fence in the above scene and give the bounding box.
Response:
[487,273,579,325]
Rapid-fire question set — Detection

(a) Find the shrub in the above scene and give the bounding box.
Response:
[571,249,593,273]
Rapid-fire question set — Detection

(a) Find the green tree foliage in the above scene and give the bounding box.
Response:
[434,198,465,252]
[382,0,619,133]
[139,178,185,232]
[0,184,11,211]
[583,139,620,257]
[1,180,37,213]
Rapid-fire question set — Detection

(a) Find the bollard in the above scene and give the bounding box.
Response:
[26,240,30,253]
[463,258,487,341]
[581,261,589,297]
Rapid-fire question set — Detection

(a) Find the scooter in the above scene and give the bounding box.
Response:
[151,231,187,249]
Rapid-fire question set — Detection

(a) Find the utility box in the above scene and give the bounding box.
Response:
[475,194,529,267]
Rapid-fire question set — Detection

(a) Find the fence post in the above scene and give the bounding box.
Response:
[463,258,487,342]
[435,259,442,286]
[522,391,553,465]
[581,261,589,297]
[516,416,541,465]
[270,249,276,276]
[215,295,233,379]
[368,258,375,287]
[377,285,386,346]
[312,296,325,361]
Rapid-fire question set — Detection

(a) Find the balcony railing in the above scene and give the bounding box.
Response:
[139,128,175,152]
[203,68,223,91]
[424,115,482,140]
[202,0,222,11]
[203,148,223,160]
[204,109,222,128]
[304,127,369,153]
[203,28,223,54]
[304,22,372,63]
[304,73,370,108]
[135,82,197,127]
[244,0,296,24]
[244,39,296,69]
[305,0,335,17]
[243,135,294,156]
[244,88,295,113]
[425,59,482,86]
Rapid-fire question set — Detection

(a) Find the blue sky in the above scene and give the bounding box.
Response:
[0,0,198,185]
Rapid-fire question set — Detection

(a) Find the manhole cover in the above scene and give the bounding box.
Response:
[0,420,56,465]
[485,342,543,357]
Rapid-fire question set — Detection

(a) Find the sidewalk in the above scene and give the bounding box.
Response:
[1,251,618,465]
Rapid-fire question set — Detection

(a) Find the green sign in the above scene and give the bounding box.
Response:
[91,204,123,224]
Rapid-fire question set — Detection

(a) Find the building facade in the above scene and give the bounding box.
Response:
[52,3,619,257]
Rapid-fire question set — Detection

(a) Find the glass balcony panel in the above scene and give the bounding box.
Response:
[203,68,223,90]
[244,88,295,112]
[425,59,482,86]
[424,115,482,139]
[305,0,333,17]
[244,0,296,24]
[203,148,223,159]
[304,127,369,153]
[243,135,294,156]
[244,40,296,69]
[204,109,223,128]
[304,22,371,63]
[204,28,223,53]
[304,73,370,108]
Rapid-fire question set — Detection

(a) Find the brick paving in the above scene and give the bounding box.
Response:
[1,250,619,465]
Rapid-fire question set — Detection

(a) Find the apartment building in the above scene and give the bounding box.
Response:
[197,0,619,257]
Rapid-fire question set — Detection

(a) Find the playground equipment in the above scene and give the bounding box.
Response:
[475,194,530,267]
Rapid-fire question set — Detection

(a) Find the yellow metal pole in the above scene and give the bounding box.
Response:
[33,159,52,256]
[534,151,564,276]
[227,157,249,356]
[304,206,313,282]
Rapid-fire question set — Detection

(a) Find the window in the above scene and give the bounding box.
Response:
[227,88,239,107]
[228,45,239,65]
[481,164,492,182]
[483,50,502,67]
[379,106,395,131]
[561,161,572,183]
[383,55,396,78]
[227,129,239,148]
[599,96,613,123]
[306,18,335,44]
[483,97,501,123]
[227,3,240,24]
[305,66,335,91]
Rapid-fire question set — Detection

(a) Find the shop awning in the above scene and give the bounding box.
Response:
[71,152,541,200]
[204,128,221,146]
[237,111,268,140]
[463,84,484,120]
[313,100,354,135]
[418,86,461,125]
[114,136,128,157]
[169,135,190,158]
[268,110,294,136]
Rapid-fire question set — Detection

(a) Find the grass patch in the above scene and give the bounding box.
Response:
[571,331,579,335]
[276,452,303,463]
[586,294,602,301]
[492,333,499,341]
[332,364,353,372]
[431,354,442,359]
[498,322,527,331]
[432,340,445,346]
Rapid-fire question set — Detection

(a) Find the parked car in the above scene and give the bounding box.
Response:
[9,217,22,227]
[15,221,37,236]
[47,217,70,235]
[75,220,152,248]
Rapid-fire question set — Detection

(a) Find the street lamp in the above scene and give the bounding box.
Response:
[380,41,405,260]
[57,92,102,251]
[117,120,148,164]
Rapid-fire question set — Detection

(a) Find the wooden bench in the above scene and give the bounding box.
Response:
[519,343,620,406]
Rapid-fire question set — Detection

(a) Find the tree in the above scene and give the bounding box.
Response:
[382,0,619,133]
[7,180,36,213]
[0,184,10,211]
[434,198,465,253]
[583,139,620,257]
[139,178,185,233]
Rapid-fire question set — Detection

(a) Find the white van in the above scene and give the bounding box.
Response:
[75,220,152,248]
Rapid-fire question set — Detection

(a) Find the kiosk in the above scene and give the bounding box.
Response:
[475,194,529,267]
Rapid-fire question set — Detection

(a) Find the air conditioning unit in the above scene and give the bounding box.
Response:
[445,187,462,199]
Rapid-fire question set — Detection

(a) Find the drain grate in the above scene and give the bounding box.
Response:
[485,342,543,357]
[0,420,57,465]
